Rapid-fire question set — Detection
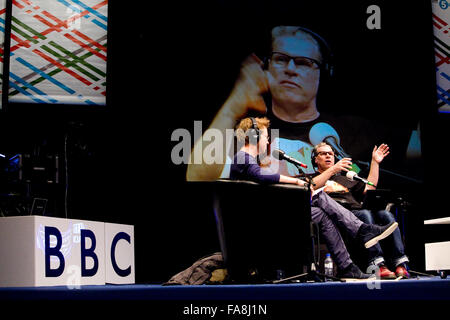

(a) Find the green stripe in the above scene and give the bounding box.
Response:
[41,44,100,81]
[11,24,39,44]
[8,35,107,96]
[49,41,106,78]
[12,17,46,40]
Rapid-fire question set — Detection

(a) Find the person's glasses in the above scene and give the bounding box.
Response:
[318,151,334,157]
[270,52,321,71]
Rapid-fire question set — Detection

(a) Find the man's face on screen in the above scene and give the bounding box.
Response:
[268,35,321,109]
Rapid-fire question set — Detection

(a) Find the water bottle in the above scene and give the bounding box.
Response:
[324,253,334,281]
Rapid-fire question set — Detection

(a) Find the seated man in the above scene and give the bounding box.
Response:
[310,142,410,279]
[230,117,398,280]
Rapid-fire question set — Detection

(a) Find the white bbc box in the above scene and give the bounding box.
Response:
[0,216,134,287]
[425,241,450,271]
[105,222,135,284]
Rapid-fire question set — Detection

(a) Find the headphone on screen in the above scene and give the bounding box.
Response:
[263,26,334,79]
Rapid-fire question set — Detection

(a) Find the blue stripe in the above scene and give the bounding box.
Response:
[57,0,83,13]
[71,0,107,22]
[91,19,107,30]
[437,85,450,97]
[15,57,75,94]
[437,92,450,105]
[440,71,450,82]
[84,99,98,105]
[9,81,48,104]
[10,72,58,103]
[76,94,99,106]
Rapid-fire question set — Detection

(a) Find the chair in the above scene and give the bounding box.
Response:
[212,179,314,283]
[361,189,395,212]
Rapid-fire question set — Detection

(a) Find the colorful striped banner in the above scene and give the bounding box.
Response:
[432,2,450,113]
[0,0,6,106]
[8,0,108,105]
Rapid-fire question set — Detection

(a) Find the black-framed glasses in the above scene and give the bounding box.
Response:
[270,52,321,71]
[318,151,334,157]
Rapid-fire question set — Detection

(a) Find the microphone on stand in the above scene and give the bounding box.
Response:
[346,171,376,187]
[272,149,308,168]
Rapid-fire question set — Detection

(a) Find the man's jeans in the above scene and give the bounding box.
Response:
[311,190,363,271]
[353,209,409,268]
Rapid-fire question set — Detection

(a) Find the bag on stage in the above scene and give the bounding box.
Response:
[164,252,228,285]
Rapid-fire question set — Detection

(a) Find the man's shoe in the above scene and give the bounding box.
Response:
[357,221,398,248]
[395,265,410,279]
[379,265,397,279]
[337,263,375,281]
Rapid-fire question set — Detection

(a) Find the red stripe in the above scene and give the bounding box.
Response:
[435,52,450,67]
[64,33,107,61]
[33,14,63,32]
[66,12,88,29]
[10,1,108,55]
[41,10,66,26]
[36,1,107,38]
[72,30,107,52]
[433,13,448,27]
[19,0,33,5]
[11,33,31,49]
[433,21,443,30]
[92,1,108,11]
[40,10,67,34]
[12,0,24,9]
[33,48,92,86]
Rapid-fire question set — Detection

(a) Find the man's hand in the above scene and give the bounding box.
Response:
[372,144,390,164]
[331,157,353,175]
[227,54,269,118]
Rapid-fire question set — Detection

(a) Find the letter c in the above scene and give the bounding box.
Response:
[111,232,131,277]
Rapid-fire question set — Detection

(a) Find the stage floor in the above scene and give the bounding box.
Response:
[1,276,450,301]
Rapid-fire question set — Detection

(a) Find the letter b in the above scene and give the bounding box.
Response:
[81,229,99,277]
[45,226,65,277]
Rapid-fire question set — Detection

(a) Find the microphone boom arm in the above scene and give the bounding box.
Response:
[355,160,423,184]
